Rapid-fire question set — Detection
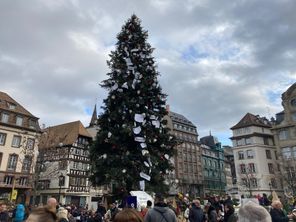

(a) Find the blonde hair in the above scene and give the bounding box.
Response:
[114,208,143,222]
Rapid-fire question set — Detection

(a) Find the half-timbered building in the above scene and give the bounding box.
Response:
[37,121,92,206]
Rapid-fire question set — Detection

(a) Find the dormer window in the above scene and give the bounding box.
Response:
[291,99,296,107]
[29,119,36,129]
[16,116,23,126]
[8,102,16,110]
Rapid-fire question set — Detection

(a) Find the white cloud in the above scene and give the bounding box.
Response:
[1,0,296,145]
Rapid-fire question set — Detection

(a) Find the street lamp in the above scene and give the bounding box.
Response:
[268,182,272,195]
[58,173,64,203]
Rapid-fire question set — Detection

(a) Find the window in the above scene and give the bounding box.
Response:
[250,178,258,188]
[26,138,35,150]
[0,153,2,168]
[22,156,32,172]
[0,133,6,145]
[19,177,28,186]
[38,180,50,189]
[292,113,296,121]
[248,163,256,173]
[271,178,277,188]
[279,130,289,140]
[59,160,68,170]
[292,147,296,158]
[246,138,252,145]
[263,137,269,145]
[29,119,36,129]
[11,135,21,148]
[1,113,9,123]
[247,150,254,159]
[274,151,278,160]
[73,162,78,169]
[7,154,18,171]
[266,150,272,159]
[240,164,246,174]
[8,102,16,110]
[59,176,65,186]
[16,116,23,126]
[268,163,274,174]
[282,147,292,159]
[241,178,248,187]
[238,151,244,160]
[4,176,14,185]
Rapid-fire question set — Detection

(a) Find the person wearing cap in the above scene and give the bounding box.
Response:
[144,193,177,222]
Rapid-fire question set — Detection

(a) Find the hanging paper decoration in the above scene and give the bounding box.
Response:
[134,114,144,123]
[133,126,141,134]
[140,172,151,181]
[140,143,147,148]
[135,137,145,143]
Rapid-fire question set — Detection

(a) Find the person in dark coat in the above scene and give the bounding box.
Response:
[270,200,294,222]
[189,199,205,222]
[224,203,237,222]
[96,202,106,220]
[144,193,177,222]
[0,203,9,222]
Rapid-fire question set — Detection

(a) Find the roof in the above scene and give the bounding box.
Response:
[230,113,271,130]
[200,135,219,148]
[282,82,296,100]
[39,120,92,149]
[169,111,195,127]
[0,91,36,117]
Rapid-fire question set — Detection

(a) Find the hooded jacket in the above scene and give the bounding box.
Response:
[13,204,25,222]
[144,202,177,222]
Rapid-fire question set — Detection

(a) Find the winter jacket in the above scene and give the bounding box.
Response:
[0,211,9,222]
[189,205,205,222]
[144,203,177,222]
[270,208,289,222]
[13,204,25,222]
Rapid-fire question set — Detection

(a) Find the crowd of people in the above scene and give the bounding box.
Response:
[1,193,296,222]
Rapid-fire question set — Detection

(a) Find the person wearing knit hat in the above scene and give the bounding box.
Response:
[238,201,271,222]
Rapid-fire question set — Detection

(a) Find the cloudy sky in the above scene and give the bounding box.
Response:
[1,0,296,145]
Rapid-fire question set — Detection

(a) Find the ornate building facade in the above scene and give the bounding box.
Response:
[200,135,226,195]
[272,83,296,195]
[166,109,204,197]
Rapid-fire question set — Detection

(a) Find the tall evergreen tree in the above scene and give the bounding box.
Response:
[90,15,176,193]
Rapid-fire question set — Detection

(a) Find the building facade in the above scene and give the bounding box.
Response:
[200,135,226,195]
[0,91,41,203]
[272,83,296,195]
[230,113,282,197]
[166,110,204,197]
[37,121,92,206]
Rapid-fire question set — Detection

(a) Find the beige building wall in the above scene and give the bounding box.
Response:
[231,117,282,197]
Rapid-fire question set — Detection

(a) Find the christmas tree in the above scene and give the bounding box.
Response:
[90,15,176,194]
